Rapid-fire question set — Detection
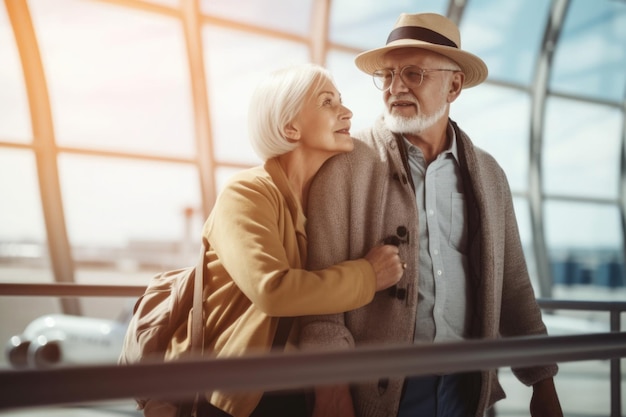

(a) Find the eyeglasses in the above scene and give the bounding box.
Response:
[372,66,458,91]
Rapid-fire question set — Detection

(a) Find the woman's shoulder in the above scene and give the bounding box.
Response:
[215,165,282,208]
[223,164,273,189]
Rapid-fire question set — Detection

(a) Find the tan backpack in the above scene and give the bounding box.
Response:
[118,241,294,414]
[118,243,206,410]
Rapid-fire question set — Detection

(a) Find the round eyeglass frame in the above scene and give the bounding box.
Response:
[372,66,458,91]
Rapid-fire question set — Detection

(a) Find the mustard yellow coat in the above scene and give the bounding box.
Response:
[165,158,377,417]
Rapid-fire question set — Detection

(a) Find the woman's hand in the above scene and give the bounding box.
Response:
[364,245,405,291]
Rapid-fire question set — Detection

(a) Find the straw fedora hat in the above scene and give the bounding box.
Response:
[355,13,488,88]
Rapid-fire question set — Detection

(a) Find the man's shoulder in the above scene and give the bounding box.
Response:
[454,123,503,170]
[352,121,395,157]
[312,127,389,194]
[471,144,498,165]
[318,142,374,178]
[353,122,384,147]
[321,128,383,168]
[351,134,381,155]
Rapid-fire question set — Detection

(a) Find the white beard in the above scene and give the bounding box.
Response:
[384,102,448,134]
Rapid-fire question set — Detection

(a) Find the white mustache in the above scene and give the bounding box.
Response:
[387,94,418,106]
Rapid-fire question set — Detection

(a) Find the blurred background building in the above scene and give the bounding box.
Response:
[0,0,625,416]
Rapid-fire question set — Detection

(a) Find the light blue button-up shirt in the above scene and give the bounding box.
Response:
[403,126,471,343]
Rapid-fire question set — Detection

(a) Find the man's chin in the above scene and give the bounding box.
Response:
[384,114,418,134]
[384,106,447,134]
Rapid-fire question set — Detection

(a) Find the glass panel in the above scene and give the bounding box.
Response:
[460,0,551,85]
[200,0,313,36]
[29,0,195,158]
[0,3,32,142]
[203,27,308,165]
[542,97,621,199]
[326,50,382,133]
[545,200,623,288]
[0,149,47,259]
[547,198,625,361]
[0,150,57,358]
[450,84,530,193]
[550,0,626,102]
[0,149,52,280]
[58,154,201,273]
[329,0,446,48]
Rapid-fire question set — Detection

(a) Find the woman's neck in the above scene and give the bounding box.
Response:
[277,151,325,212]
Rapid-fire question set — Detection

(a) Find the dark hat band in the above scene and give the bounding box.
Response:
[386,26,458,48]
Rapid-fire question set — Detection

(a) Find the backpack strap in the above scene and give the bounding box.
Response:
[272,317,294,350]
[191,242,206,354]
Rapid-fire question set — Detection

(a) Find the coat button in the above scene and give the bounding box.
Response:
[377,378,389,395]
[388,286,406,300]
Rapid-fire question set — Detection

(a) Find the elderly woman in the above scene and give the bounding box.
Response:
[145,64,404,417]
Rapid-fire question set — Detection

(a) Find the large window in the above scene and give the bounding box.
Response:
[543,0,626,298]
[2,0,625,317]
[31,0,195,157]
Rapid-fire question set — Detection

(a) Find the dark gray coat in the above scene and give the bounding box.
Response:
[300,116,557,417]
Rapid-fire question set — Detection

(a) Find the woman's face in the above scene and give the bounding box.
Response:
[290,77,354,159]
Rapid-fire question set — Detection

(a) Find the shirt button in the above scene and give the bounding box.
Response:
[437,270,443,276]
[428,209,434,216]
[433,249,439,255]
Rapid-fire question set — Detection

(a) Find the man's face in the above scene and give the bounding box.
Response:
[379,48,460,134]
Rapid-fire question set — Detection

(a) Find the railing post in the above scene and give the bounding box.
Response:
[610,310,622,417]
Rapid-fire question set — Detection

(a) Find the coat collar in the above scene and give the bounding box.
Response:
[264,157,306,230]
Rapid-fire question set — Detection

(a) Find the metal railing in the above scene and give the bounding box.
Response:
[0,282,145,297]
[0,332,625,412]
[1,283,625,416]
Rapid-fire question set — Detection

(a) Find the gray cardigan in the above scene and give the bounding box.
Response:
[299,116,557,417]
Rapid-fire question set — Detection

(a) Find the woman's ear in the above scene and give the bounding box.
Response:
[284,122,301,141]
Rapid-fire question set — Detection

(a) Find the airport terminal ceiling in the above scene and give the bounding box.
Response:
[1,0,625,317]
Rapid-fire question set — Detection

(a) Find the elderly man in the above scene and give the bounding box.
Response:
[300,12,563,417]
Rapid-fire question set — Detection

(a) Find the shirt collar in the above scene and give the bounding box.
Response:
[401,121,460,164]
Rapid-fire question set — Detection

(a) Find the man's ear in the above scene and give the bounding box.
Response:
[284,122,301,141]
[447,72,464,103]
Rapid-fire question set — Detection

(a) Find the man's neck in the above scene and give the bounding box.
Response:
[404,119,450,164]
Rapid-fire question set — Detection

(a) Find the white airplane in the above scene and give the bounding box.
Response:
[5,313,128,369]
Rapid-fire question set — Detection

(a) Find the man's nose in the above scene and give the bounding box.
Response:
[388,72,409,95]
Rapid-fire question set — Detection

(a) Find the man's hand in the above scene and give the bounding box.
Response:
[530,378,563,417]
[312,385,356,417]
